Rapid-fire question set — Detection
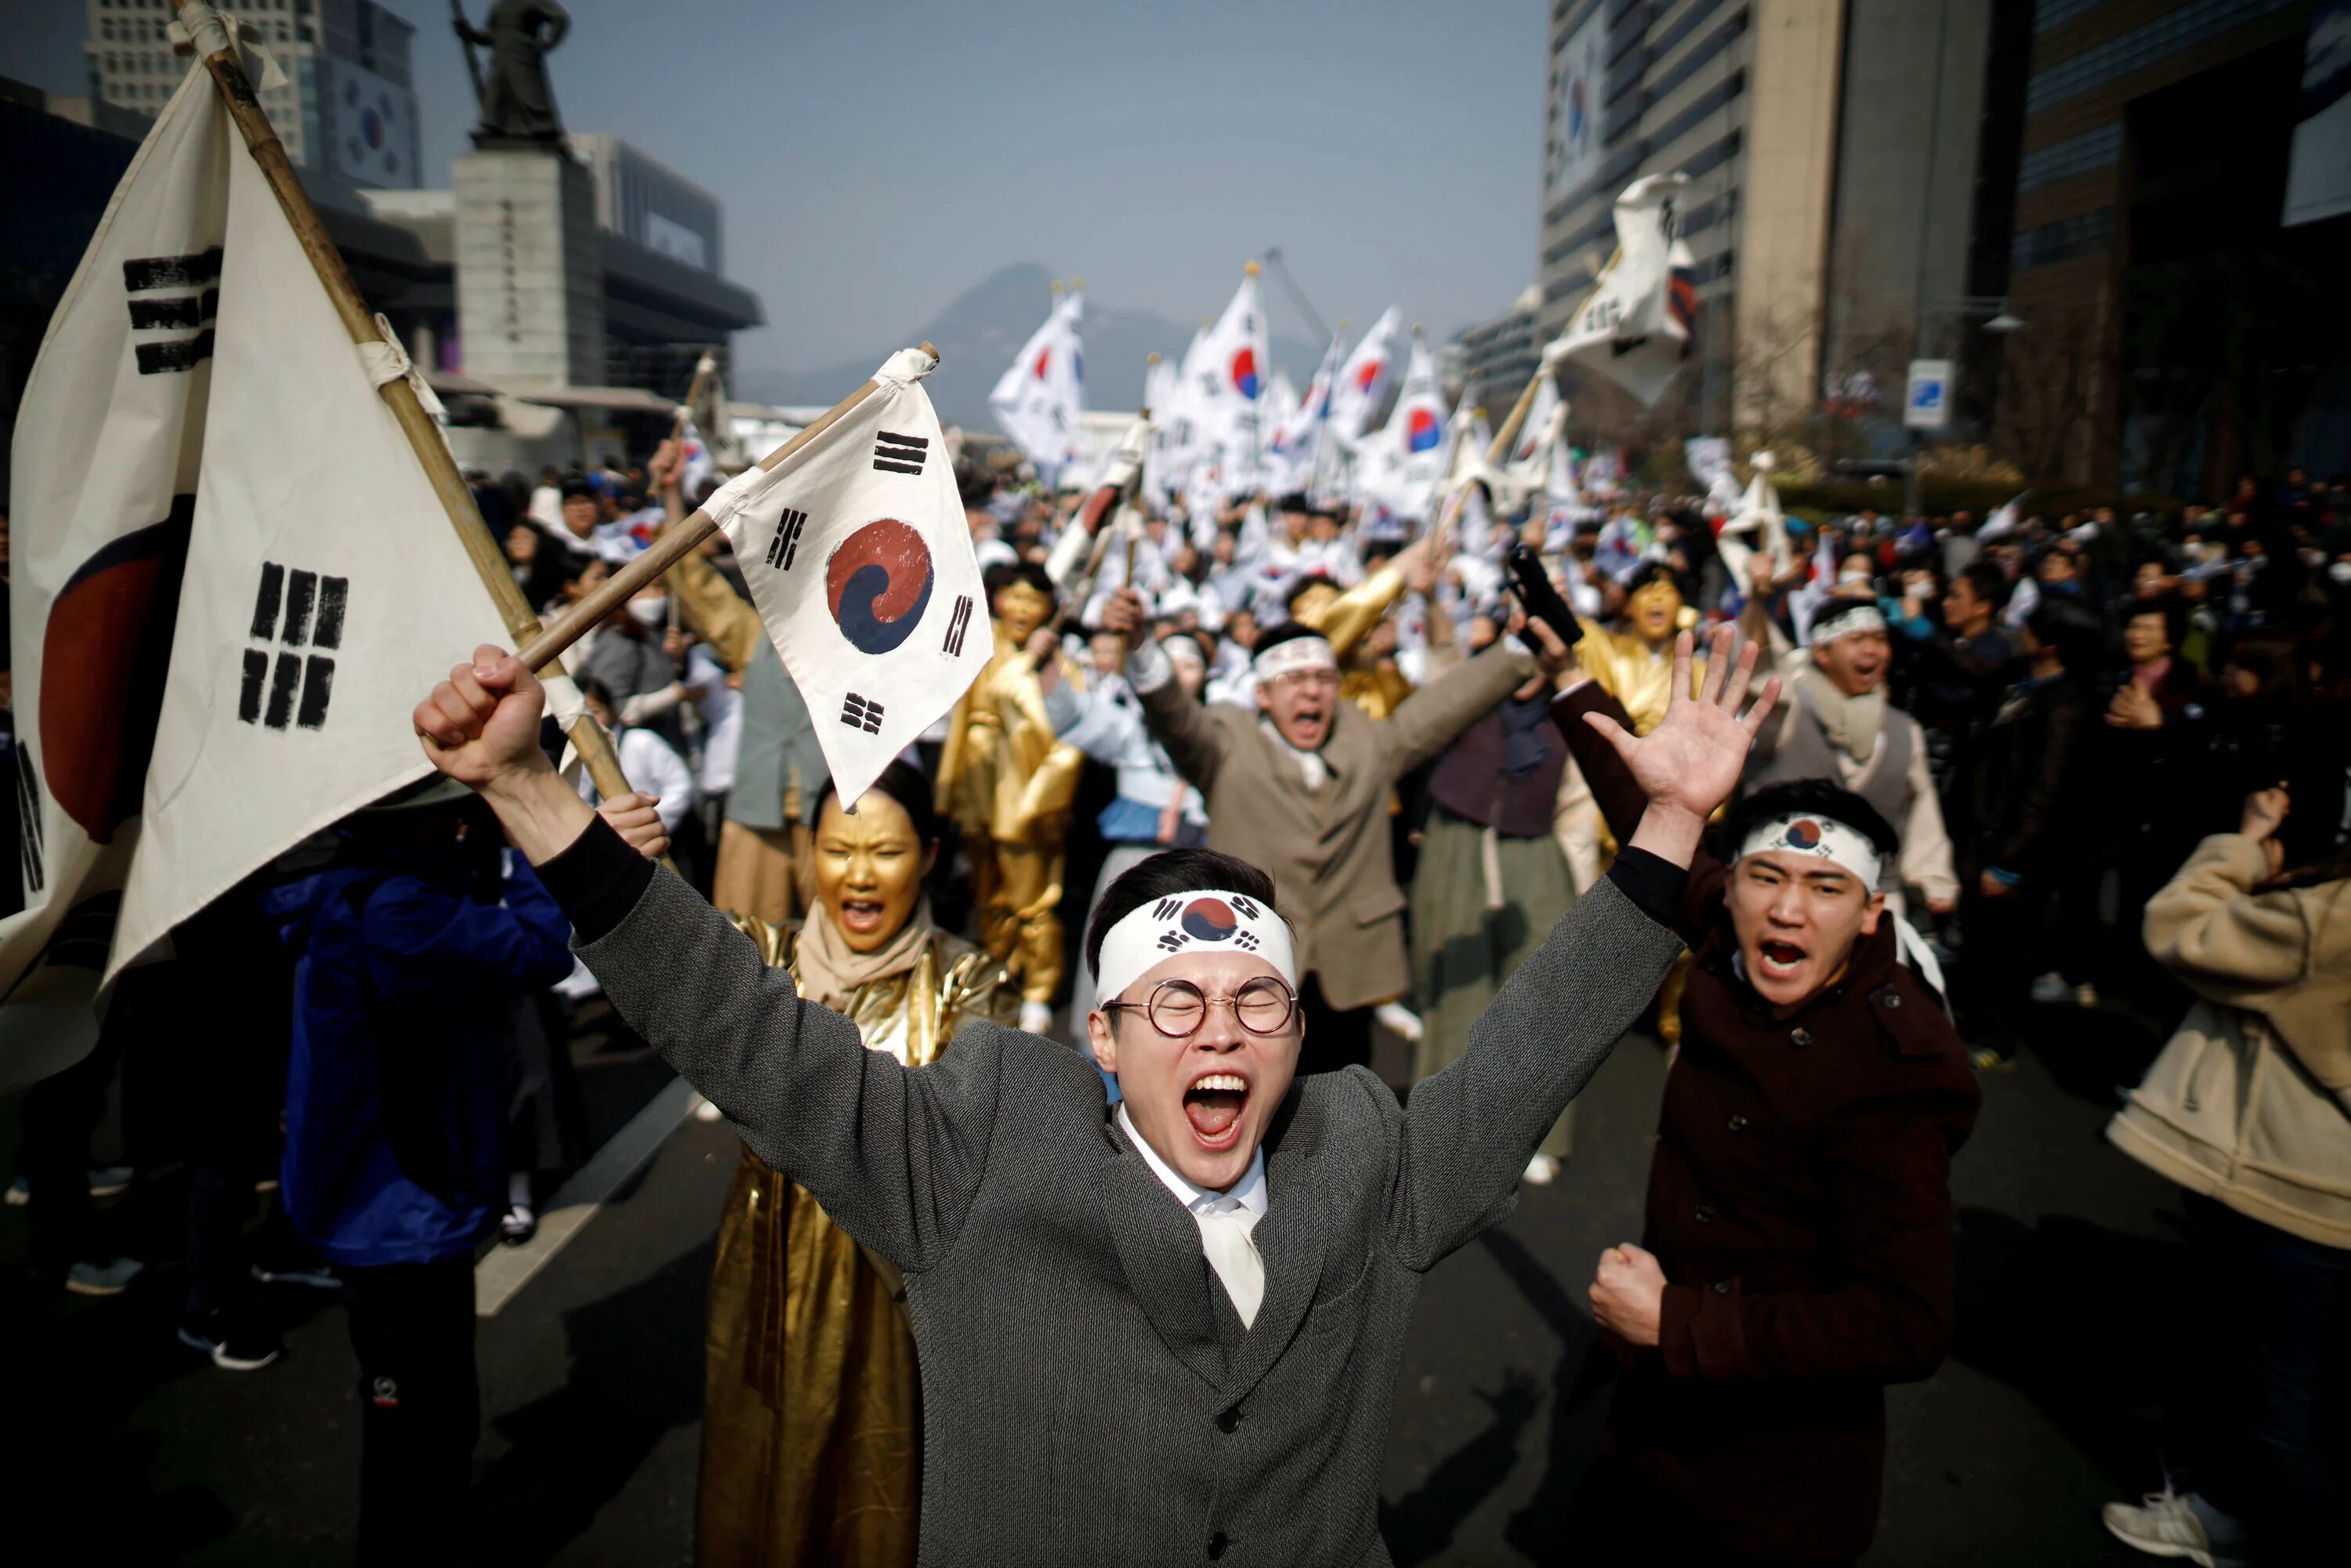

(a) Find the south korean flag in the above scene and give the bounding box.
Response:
[700,348,990,809]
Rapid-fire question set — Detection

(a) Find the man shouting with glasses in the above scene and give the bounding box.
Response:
[1099,584,1546,1076]
[411,625,1777,1567]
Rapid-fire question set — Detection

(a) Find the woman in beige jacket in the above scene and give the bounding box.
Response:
[2102,787,2351,1568]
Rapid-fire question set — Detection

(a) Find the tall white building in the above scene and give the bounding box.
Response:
[84,0,419,187]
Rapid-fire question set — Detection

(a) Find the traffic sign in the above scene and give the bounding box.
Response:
[1904,359,1953,431]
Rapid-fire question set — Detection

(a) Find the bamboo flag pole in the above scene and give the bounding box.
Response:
[512,346,937,672]
[172,2,636,806]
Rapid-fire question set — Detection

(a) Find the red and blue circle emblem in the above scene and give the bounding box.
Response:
[1353,359,1384,393]
[1405,406,1441,453]
[1179,898,1240,942]
[825,519,935,655]
[1783,819,1824,849]
[1228,348,1260,401]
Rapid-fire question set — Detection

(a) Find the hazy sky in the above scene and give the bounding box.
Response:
[20,0,1545,375]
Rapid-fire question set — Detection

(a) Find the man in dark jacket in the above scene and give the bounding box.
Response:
[1953,598,2100,1067]
[263,778,578,1561]
[1558,675,1981,1566]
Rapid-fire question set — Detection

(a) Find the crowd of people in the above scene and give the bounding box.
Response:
[13,431,2349,1565]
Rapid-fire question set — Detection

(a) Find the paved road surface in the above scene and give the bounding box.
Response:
[5,999,2197,1565]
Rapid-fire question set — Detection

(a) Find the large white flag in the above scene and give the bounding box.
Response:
[1328,306,1400,443]
[1715,459,1790,599]
[1190,267,1272,498]
[1140,349,1186,509]
[699,349,990,809]
[1510,373,1563,466]
[3,63,519,1084]
[1541,172,1698,407]
[1379,332,1450,520]
[987,288,1085,484]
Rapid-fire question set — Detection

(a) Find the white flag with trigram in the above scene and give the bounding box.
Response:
[1541,172,1698,408]
[2,60,515,1086]
[702,349,989,809]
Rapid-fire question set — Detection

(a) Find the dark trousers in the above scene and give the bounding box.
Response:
[345,1256,480,1563]
[19,1027,127,1273]
[1958,882,2049,1059]
[1297,974,1373,1078]
[2179,1194,2349,1564]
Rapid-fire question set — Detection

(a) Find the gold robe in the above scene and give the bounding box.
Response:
[696,921,1018,1568]
[933,624,1086,1004]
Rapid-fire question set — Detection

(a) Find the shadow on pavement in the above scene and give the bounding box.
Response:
[473,1234,718,1564]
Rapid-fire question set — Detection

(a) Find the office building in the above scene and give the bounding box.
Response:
[1538,0,2034,440]
[2006,0,2349,489]
[84,0,420,192]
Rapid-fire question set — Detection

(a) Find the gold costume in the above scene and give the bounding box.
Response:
[1572,578,1704,1046]
[1291,564,1415,720]
[697,917,1017,1568]
[934,582,1085,1006]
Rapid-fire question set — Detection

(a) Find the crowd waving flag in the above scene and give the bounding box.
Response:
[698,349,991,809]
[1378,329,1450,521]
[1194,264,1273,498]
[1542,172,1698,408]
[987,285,1085,484]
[2,60,521,1087]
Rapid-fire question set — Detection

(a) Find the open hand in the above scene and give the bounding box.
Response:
[412,645,551,795]
[1582,625,1778,828]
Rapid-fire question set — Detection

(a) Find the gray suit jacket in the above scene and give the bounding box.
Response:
[574,863,1681,1565]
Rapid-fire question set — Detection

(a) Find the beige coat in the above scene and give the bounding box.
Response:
[1136,643,1538,1011]
[2107,834,2351,1248]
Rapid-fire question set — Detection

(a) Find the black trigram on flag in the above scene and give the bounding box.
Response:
[940,593,973,657]
[123,247,223,376]
[239,561,346,731]
[1150,897,1183,919]
[766,508,807,571]
[1155,930,1191,953]
[840,693,885,733]
[872,430,928,475]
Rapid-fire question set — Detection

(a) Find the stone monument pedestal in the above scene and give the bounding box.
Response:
[453,147,603,387]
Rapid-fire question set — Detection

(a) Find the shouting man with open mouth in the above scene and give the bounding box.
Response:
[410,624,1775,1566]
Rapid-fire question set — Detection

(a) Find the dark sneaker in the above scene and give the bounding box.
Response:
[86,1165,135,1197]
[501,1203,538,1246]
[250,1258,342,1291]
[178,1311,282,1372]
[64,1256,145,1296]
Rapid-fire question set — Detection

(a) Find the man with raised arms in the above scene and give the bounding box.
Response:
[410,626,1777,1566]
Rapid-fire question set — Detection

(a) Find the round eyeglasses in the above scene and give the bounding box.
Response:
[1100,976,1298,1038]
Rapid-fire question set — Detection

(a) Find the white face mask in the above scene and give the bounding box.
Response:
[626,595,668,628]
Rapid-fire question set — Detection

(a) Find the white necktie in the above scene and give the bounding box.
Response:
[1194,1195,1265,1328]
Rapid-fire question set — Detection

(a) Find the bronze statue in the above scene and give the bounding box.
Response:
[452,0,570,148]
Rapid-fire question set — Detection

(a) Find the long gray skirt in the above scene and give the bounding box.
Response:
[1409,806,1580,1160]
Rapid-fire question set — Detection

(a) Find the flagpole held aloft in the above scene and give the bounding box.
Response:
[512,345,939,673]
[168,0,639,809]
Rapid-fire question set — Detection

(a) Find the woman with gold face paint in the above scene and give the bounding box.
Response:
[697,762,1017,1568]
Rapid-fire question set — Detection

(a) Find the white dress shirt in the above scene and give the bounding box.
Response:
[1118,1103,1268,1325]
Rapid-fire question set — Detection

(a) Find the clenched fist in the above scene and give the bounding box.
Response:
[412,645,552,794]
[1589,1243,1667,1348]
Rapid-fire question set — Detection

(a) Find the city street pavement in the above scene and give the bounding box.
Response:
[6,998,2197,1565]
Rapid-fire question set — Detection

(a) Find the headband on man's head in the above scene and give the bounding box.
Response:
[1093,890,1299,1009]
[1253,633,1336,683]
[1808,602,1886,646]
[1736,813,1882,889]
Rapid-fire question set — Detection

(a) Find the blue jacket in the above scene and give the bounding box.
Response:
[264,844,574,1267]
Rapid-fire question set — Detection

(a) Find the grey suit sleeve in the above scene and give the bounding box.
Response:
[1387,875,1684,1270]
[573,868,1003,1273]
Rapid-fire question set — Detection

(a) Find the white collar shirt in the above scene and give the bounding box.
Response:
[1118,1103,1268,1219]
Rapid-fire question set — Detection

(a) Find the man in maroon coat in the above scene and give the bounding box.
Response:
[1558,654,1981,1566]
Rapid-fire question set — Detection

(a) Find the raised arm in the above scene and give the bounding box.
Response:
[411,646,1005,1270]
[1389,627,1780,1267]
[1101,588,1228,791]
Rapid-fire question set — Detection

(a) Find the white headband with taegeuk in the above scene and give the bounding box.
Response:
[1252,633,1336,683]
[1092,889,1299,1009]
[1736,813,1883,889]
[1808,602,1886,646]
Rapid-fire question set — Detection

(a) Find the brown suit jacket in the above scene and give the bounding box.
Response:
[1554,681,1981,1562]
[1136,644,1536,1011]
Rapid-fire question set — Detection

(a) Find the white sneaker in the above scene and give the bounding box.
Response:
[691,1093,724,1124]
[2102,1485,2244,1567]
[2031,972,2070,1004]
[1523,1153,1559,1186]
[1373,1001,1423,1044]
[1018,999,1054,1037]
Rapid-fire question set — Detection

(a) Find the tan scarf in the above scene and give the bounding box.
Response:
[1796,664,1886,766]
[795,897,936,1012]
